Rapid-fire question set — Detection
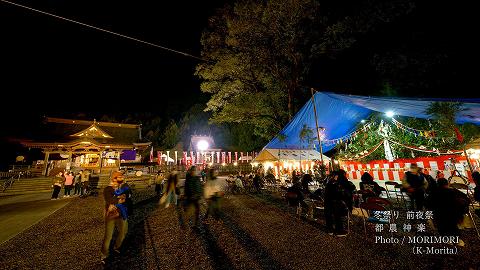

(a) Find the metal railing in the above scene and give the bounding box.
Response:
[1,172,25,192]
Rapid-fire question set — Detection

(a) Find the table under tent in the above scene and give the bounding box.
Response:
[252,148,330,182]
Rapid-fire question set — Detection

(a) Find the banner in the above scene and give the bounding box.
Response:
[341,154,474,182]
[211,151,215,164]
[222,152,226,164]
[216,152,220,163]
[190,151,194,165]
[235,152,238,163]
[157,151,162,165]
[228,152,232,163]
[240,152,244,163]
[174,151,178,165]
[183,151,187,165]
[149,146,154,162]
[120,150,136,161]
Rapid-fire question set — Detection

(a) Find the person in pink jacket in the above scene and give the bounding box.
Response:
[64,171,74,197]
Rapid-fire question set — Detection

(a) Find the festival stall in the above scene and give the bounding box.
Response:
[253,148,330,177]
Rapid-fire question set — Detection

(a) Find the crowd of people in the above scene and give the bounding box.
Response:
[50,170,91,200]
[276,164,478,243]
[97,163,479,263]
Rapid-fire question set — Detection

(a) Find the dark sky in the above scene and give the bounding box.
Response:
[0,0,226,115]
[0,0,475,120]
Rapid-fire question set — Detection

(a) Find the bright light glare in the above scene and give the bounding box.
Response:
[386,111,395,118]
[197,140,209,151]
[360,119,366,123]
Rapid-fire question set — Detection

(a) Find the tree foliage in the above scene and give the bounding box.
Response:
[196,0,320,140]
[161,120,180,149]
[197,0,415,140]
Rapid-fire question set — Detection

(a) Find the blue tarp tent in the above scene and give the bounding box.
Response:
[265,92,480,152]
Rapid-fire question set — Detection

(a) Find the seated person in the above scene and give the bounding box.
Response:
[286,180,308,208]
[324,170,356,236]
[359,172,385,198]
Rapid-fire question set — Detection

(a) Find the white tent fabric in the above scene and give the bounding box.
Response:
[253,148,330,162]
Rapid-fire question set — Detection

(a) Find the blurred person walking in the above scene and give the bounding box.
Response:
[160,169,179,208]
[181,166,203,228]
[402,164,428,210]
[204,168,222,219]
[154,170,165,197]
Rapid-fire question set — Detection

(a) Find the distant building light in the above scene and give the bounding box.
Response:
[197,140,209,151]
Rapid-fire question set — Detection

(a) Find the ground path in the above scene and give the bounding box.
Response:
[1,186,479,270]
[0,192,69,244]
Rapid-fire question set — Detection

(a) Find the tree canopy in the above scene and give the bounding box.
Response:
[196,0,415,140]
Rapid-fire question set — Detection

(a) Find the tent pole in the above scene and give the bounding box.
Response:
[310,88,326,174]
[463,145,474,178]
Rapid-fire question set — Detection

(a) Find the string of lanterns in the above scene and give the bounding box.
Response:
[390,117,454,140]
[387,139,463,155]
[339,140,384,161]
[323,121,376,146]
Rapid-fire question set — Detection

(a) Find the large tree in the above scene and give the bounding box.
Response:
[196,0,415,140]
[196,0,321,140]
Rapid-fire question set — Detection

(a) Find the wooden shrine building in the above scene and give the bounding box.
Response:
[20,117,151,176]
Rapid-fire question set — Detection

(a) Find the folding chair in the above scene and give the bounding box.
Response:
[383,181,398,200]
[359,202,388,236]
[384,181,408,208]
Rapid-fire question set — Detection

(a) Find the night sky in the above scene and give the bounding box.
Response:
[0,0,225,117]
[0,0,475,167]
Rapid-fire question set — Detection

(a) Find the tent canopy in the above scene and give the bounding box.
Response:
[266,92,480,152]
[254,148,330,162]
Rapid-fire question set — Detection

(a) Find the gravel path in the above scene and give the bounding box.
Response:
[1,189,479,270]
